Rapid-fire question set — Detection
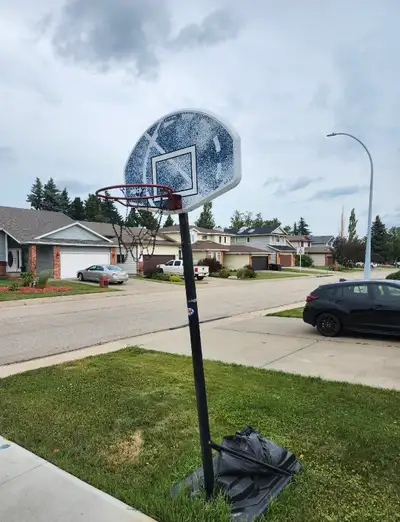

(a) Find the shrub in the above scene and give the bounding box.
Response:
[295,254,314,268]
[219,268,231,278]
[144,267,162,279]
[198,257,222,274]
[37,270,51,289]
[151,272,170,281]
[21,271,35,287]
[210,268,230,278]
[8,282,20,291]
[236,267,257,279]
[386,271,400,280]
[169,275,182,282]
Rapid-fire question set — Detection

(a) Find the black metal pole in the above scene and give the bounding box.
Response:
[178,212,214,498]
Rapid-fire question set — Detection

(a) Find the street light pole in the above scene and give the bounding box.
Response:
[326,132,374,280]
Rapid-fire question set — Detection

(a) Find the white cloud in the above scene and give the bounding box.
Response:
[0,0,399,236]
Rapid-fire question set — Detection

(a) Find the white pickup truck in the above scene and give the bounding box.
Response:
[156,259,209,280]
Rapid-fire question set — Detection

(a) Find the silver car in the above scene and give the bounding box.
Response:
[77,264,129,284]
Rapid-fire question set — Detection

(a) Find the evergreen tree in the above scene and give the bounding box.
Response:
[297,217,311,235]
[195,202,216,229]
[84,194,106,222]
[138,209,158,230]
[42,178,61,212]
[264,217,281,229]
[371,215,388,262]
[125,209,141,227]
[348,208,358,241]
[283,225,292,234]
[58,188,71,215]
[100,192,122,224]
[69,197,86,221]
[164,215,174,227]
[26,177,44,210]
[293,222,298,235]
[387,227,400,262]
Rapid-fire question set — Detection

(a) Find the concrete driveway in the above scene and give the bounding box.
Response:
[128,313,400,390]
[0,269,394,366]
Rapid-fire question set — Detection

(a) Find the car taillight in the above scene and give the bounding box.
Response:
[194,267,198,273]
[306,295,319,303]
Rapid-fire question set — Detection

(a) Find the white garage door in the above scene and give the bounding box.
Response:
[60,247,111,279]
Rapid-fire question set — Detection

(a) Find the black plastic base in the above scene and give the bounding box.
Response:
[171,426,301,522]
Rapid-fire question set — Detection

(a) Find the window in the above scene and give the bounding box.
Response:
[201,235,207,240]
[374,284,400,299]
[190,234,195,243]
[276,236,280,243]
[216,252,221,261]
[165,260,174,266]
[342,284,370,300]
[179,249,182,259]
[224,236,227,244]
[117,254,126,264]
[219,236,222,243]
[301,241,304,247]
[246,237,250,243]
[106,265,121,271]
[173,260,181,266]
[95,266,104,271]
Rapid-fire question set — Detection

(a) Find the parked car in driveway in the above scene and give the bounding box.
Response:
[77,265,129,284]
[303,279,400,337]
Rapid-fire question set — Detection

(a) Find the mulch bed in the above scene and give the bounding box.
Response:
[0,286,73,293]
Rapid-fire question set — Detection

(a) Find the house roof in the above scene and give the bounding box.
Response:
[81,221,178,246]
[285,235,311,241]
[306,246,332,254]
[225,225,280,236]
[268,245,296,252]
[0,206,74,243]
[161,225,233,235]
[191,240,271,254]
[227,244,271,254]
[310,235,334,245]
[191,240,230,251]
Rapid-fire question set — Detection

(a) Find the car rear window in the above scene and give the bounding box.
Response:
[315,285,342,298]
[107,265,122,271]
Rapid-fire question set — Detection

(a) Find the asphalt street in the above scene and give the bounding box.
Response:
[0,270,393,365]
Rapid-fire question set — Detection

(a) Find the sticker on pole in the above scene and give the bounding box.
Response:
[188,307,195,316]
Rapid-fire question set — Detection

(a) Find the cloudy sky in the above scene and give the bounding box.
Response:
[1,0,399,234]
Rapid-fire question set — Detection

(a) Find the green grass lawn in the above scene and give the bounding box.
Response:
[1,349,399,521]
[0,279,117,301]
[269,307,304,318]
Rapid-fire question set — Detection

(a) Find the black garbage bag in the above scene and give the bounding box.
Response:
[171,426,301,521]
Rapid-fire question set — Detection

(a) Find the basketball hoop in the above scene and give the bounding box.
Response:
[95,184,182,262]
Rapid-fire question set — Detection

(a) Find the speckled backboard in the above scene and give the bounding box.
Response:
[124,109,241,213]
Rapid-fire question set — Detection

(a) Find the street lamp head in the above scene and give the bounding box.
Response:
[326,132,336,137]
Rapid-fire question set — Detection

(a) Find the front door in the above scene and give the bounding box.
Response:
[341,283,375,329]
[7,249,21,273]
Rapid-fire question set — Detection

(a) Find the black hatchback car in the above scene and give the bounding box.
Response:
[303,279,400,337]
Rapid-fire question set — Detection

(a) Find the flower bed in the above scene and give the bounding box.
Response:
[0,286,73,293]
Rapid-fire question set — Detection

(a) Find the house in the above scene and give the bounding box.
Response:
[306,235,335,266]
[225,225,297,267]
[82,221,180,273]
[0,206,180,279]
[285,235,312,251]
[0,206,115,279]
[161,225,274,270]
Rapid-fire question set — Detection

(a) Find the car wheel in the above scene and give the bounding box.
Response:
[316,313,342,337]
[118,281,124,285]
[78,273,84,281]
[196,276,204,281]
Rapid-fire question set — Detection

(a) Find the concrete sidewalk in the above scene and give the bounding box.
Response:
[0,436,156,522]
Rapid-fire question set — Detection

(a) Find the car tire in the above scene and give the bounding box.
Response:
[316,313,342,337]
[196,276,204,281]
[78,273,84,281]
[118,281,124,285]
